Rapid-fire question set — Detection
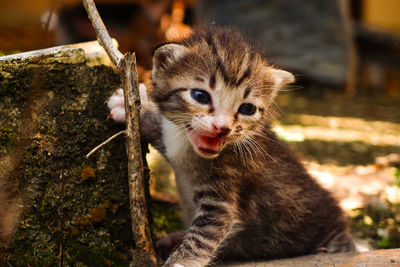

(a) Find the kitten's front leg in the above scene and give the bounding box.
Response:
[163,190,236,267]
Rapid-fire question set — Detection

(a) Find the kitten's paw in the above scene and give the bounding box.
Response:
[107,84,149,123]
[138,83,149,107]
[326,231,355,253]
[107,88,125,123]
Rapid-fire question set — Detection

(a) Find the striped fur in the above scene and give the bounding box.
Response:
[144,27,354,267]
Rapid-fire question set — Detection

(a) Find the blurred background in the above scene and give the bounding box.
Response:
[1,0,400,252]
[1,0,400,94]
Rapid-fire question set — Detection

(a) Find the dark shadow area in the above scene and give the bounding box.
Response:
[288,140,400,166]
[278,91,400,125]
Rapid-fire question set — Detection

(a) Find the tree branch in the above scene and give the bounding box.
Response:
[120,54,157,266]
[82,0,123,66]
[82,0,157,266]
[85,130,125,158]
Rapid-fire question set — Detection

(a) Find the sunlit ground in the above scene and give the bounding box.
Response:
[278,91,400,251]
[274,113,400,212]
[148,90,400,251]
[276,91,400,206]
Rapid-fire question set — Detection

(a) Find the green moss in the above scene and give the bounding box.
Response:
[151,201,184,241]
[0,127,18,154]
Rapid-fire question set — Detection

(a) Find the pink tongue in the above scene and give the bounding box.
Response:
[201,136,221,146]
[198,136,222,151]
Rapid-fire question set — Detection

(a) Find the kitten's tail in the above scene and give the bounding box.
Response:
[316,230,356,253]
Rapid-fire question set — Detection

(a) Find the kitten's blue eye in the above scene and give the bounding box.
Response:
[191,89,211,104]
[238,103,256,115]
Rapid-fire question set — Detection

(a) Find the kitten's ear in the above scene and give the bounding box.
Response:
[269,68,295,89]
[263,67,295,99]
[152,43,187,71]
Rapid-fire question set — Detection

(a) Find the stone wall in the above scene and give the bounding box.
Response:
[0,44,133,266]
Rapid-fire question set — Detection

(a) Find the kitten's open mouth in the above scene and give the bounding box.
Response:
[187,126,223,158]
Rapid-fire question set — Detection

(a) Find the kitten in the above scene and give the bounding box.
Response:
[109,27,355,267]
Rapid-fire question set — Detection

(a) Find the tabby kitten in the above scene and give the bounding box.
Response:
[109,27,354,267]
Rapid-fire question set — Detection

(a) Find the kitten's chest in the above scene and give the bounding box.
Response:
[161,116,189,164]
[161,116,208,221]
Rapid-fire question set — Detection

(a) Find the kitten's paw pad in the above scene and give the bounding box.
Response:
[107,88,124,109]
[108,106,126,122]
[107,84,149,123]
[107,88,125,123]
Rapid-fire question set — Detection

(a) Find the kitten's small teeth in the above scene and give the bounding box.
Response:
[173,264,185,267]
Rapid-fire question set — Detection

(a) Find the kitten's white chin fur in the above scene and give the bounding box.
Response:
[162,116,222,160]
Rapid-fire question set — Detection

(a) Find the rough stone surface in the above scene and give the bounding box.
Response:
[196,0,353,86]
[221,249,400,267]
[0,46,133,265]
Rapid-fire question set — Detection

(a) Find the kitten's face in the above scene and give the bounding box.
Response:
[151,32,294,158]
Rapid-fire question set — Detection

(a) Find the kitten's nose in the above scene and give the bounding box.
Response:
[212,124,231,137]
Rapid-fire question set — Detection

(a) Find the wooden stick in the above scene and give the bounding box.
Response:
[120,54,158,266]
[82,0,157,266]
[85,130,125,158]
[82,0,123,66]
